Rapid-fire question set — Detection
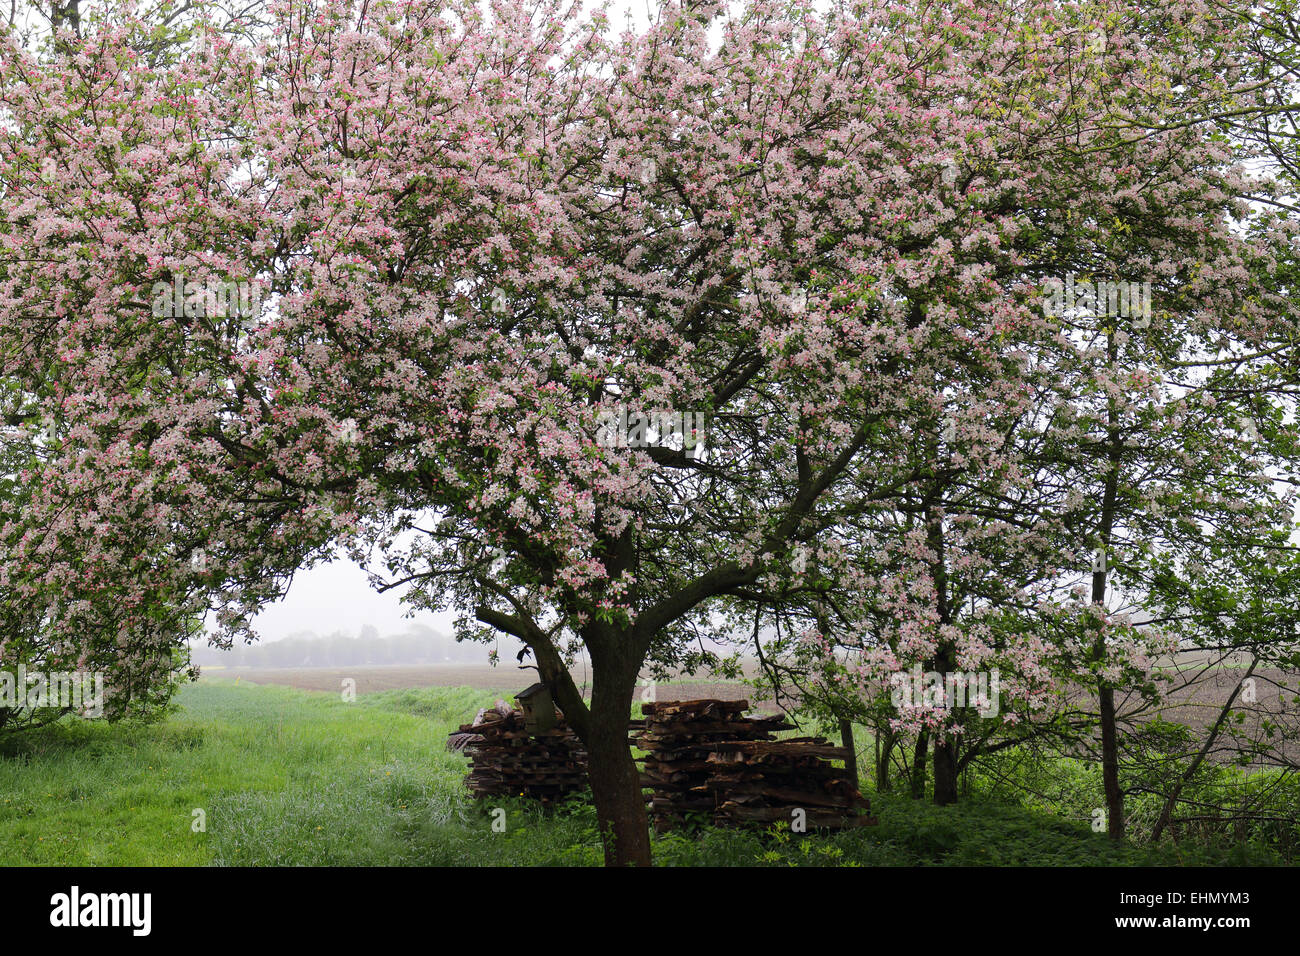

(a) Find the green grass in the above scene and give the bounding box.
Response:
[0,681,1285,866]
[0,681,480,865]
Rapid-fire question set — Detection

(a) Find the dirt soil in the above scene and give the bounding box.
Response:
[199,663,762,706]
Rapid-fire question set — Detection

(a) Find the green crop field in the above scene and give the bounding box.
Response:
[0,681,1288,867]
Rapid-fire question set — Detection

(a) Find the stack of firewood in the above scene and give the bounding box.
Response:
[634,698,876,831]
[449,703,590,805]
[705,737,877,829]
[634,698,790,831]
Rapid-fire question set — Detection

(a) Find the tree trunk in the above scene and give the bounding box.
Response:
[584,657,652,867]
[931,641,958,806]
[1094,329,1126,841]
[1098,684,1123,841]
[910,728,929,798]
[476,605,653,866]
[876,724,894,792]
[839,718,859,787]
[924,497,958,806]
[933,733,959,806]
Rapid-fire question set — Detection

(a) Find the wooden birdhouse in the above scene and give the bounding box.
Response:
[515,682,557,734]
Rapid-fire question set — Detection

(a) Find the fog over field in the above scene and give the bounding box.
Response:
[191,555,528,665]
[188,622,528,669]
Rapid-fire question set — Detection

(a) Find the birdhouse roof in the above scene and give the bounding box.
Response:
[515,682,550,700]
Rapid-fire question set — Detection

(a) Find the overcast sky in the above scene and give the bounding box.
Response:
[236,560,458,643]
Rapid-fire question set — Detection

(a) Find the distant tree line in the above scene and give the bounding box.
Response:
[189,625,505,669]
